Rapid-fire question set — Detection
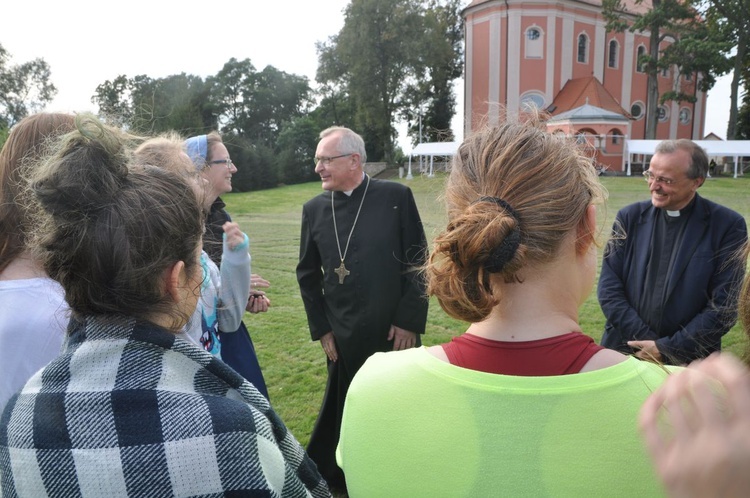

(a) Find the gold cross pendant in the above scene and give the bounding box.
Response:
[334,260,350,284]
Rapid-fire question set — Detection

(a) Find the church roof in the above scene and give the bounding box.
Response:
[547,76,631,119]
[547,102,629,123]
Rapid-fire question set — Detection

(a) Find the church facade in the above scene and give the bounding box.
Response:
[462,0,707,171]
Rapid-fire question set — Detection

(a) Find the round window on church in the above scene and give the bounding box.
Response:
[521,92,545,110]
[679,108,691,125]
[658,106,669,122]
[631,102,644,120]
[527,28,541,40]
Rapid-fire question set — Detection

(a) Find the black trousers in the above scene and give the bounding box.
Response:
[307,356,351,491]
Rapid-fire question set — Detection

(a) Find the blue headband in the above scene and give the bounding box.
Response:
[185,135,208,170]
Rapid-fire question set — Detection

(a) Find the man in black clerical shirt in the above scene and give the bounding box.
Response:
[598,139,747,365]
[296,126,429,491]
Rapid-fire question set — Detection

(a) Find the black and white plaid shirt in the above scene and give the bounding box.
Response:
[0,316,330,497]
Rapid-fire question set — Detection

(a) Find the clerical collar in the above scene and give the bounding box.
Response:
[343,173,368,197]
[662,195,697,218]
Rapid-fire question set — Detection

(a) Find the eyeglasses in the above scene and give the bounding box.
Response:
[314,153,353,166]
[210,158,233,169]
[643,170,679,185]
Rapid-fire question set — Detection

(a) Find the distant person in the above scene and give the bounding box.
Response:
[296,126,429,492]
[598,139,747,364]
[336,119,674,496]
[0,115,330,497]
[0,112,75,411]
[185,132,270,398]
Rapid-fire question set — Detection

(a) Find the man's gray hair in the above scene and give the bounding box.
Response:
[320,126,367,164]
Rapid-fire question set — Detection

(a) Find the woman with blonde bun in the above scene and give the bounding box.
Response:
[337,117,675,496]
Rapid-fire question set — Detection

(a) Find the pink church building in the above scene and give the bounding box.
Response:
[462,0,707,172]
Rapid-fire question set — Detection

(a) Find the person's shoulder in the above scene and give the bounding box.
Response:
[618,199,652,216]
[699,195,744,221]
[370,177,410,194]
[302,190,330,209]
[353,348,425,388]
[623,356,680,383]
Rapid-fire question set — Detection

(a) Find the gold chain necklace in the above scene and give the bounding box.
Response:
[332,175,370,284]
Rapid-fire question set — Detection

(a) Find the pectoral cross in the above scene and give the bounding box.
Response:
[334,260,350,284]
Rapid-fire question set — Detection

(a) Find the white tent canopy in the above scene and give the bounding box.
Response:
[625,140,750,178]
[406,141,459,178]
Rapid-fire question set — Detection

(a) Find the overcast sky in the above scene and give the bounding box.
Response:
[2,0,735,145]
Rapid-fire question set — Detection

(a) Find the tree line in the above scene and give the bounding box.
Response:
[0,0,462,192]
[1,0,749,191]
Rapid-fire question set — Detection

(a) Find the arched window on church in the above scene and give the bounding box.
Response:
[577,33,589,63]
[609,128,624,146]
[636,45,647,73]
[525,27,543,59]
[608,39,619,69]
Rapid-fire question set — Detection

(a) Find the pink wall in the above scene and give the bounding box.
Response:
[464,0,709,154]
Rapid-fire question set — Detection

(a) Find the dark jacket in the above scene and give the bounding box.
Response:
[598,194,747,364]
[296,177,429,375]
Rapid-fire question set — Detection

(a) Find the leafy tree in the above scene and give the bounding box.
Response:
[275,115,320,184]
[208,58,257,136]
[311,85,359,131]
[244,66,312,146]
[602,0,718,139]
[92,75,133,127]
[0,44,57,129]
[93,73,216,135]
[317,0,464,161]
[735,66,750,139]
[403,0,464,144]
[0,124,9,151]
[702,0,750,139]
[224,135,277,192]
[207,59,313,146]
[318,0,440,163]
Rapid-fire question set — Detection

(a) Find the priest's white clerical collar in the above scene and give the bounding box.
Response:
[343,173,367,196]
[666,210,681,217]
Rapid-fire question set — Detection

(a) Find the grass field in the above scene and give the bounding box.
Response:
[226,172,750,446]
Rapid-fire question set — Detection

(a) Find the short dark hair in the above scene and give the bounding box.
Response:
[30,115,204,330]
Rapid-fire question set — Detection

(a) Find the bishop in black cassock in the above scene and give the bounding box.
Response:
[297,127,429,491]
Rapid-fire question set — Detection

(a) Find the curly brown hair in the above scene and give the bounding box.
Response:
[30,115,204,331]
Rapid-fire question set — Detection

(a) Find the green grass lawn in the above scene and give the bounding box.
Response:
[226,172,750,446]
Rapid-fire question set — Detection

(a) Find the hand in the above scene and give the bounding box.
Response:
[246,291,270,313]
[628,340,662,362]
[320,332,338,362]
[222,222,245,250]
[639,354,750,498]
[250,273,270,290]
[388,325,417,351]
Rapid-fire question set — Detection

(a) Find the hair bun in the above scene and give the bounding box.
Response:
[484,227,521,273]
[32,114,130,221]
